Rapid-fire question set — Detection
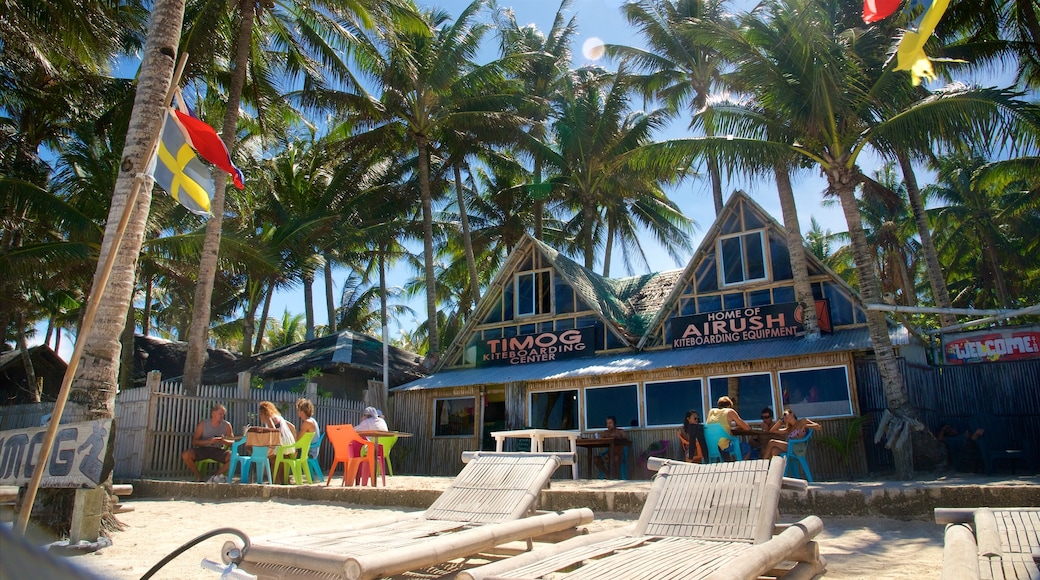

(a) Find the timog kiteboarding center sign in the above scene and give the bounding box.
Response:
[478,327,596,366]
[669,302,808,348]
[0,419,111,487]
[943,326,1040,365]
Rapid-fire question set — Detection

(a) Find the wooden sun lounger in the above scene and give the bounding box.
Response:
[221,452,593,580]
[457,457,825,580]
[935,507,1040,580]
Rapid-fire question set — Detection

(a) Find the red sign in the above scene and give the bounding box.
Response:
[943,328,1040,365]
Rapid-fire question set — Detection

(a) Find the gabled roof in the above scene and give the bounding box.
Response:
[132,335,239,384]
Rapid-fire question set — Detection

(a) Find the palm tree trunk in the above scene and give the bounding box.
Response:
[379,242,389,388]
[254,277,274,354]
[602,217,614,277]
[533,157,544,240]
[583,202,596,270]
[324,256,337,333]
[118,300,135,392]
[774,164,819,339]
[241,278,262,359]
[897,153,955,327]
[417,140,440,358]
[829,166,916,479]
[982,231,1011,307]
[182,0,253,393]
[707,154,724,216]
[453,163,481,308]
[16,313,39,403]
[142,274,153,336]
[303,271,315,340]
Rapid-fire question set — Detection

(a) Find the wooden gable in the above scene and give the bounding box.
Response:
[640,191,868,350]
[437,236,636,370]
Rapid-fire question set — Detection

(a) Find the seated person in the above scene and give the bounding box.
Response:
[748,407,776,459]
[678,409,707,464]
[763,408,821,459]
[258,400,297,483]
[705,396,751,461]
[181,403,234,482]
[593,415,628,477]
[296,397,321,459]
[357,406,389,434]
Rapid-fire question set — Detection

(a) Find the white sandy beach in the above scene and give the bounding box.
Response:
[66,498,944,579]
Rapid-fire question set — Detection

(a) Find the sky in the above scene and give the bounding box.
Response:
[31,0,968,360]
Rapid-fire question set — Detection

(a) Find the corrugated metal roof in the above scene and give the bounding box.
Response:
[392,327,908,391]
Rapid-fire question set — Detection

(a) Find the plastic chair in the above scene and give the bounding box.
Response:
[195,458,219,478]
[325,424,376,487]
[362,434,399,482]
[306,431,325,482]
[638,440,671,478]
[782,430,814,482]
[226,438,248,481]
[704,423,742,463]
[239,445,272,484]
[596,445,629,480]
[273,431,315,485]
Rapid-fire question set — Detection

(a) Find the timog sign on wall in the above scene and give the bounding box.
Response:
[669,303,805,348]
[478,327,596,366]
[943,326,1040,365]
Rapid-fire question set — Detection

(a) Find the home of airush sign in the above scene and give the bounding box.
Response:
[0,419,111,487]
[668,303,805,348]
[477,327,596,366]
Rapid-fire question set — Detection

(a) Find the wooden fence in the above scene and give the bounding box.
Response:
[112,371,365,479]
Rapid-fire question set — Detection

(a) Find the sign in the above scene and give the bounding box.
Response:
[669,302,807,348]
[943,327,1040,365]
[0,419,111,487]
[477,327,596,367]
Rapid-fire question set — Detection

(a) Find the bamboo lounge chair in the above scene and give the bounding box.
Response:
[219,452,592,580]
[458,457,825,580]
[935,507,1040,580]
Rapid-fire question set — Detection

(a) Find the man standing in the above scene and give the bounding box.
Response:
[181,403,233,482]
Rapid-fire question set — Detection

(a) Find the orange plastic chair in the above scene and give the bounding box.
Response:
[325,424,376,487]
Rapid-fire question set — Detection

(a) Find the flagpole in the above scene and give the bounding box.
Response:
[15,53,190,536]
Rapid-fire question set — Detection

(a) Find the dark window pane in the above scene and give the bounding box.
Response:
[503,326,517,337]
[748,289,771,307]
[646,379,704,427]
[681,297,697,316]
[556,318,575,330]
[519,253,533,271]
[696,253,719,293]
[720,237,743,285]
[554,278,575,314]
[517,273,534,316]
[708,374,773,419]
[530,390,579,429]
[537,271,552,314]
[770,232,792,281]
[585,385,639,429]
[773,285,795,304]
[519,323,536,335]
[744,206,766,229]
[723,292,745,310]
[434,397,476,436]
[484,327,501,339]
[575,295,593,312]
[812,282,824,300]
[698,295,722,313]
[485,295,503,324]
[780,366,852,418]
[503,282,514,321]
[823,282,854,326]
[720,210,741,235]
[744,232,765,280]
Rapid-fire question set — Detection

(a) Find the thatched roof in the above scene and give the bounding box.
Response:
[132,335,240,384]
[0,345,68,404]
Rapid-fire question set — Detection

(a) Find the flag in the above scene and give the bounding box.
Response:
[894,0,950,85]
[153,112,215,215]
[863,0,901,23]
[170,94,245,189]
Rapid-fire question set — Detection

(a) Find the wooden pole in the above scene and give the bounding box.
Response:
[15,53,189,536]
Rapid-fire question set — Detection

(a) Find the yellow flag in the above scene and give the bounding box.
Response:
[895,0,950,85]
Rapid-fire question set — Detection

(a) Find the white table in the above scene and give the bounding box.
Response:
[490,429,582,479]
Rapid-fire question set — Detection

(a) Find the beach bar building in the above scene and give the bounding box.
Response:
[389,192,1036,480]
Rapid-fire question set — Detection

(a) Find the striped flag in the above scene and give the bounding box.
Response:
[152,111,214,215]
[171,92,245,189]
[895,0,950,85]
[863,0,902,23]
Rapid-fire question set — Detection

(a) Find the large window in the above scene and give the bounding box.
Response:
[645,379,704,427]
[434,397,475,437]
[516,270,552,317]
[719,230,767,286]
[584,384,639,429]
[708,373,774,420]
[530,390,578,430]
[779,366,853,418]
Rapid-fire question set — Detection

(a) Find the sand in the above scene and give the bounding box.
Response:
[65,498,943,579]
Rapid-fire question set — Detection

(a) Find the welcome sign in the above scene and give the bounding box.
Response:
[0,419,111,487]
[668,303,805,348]
[477,327,596,366]
[943,326,1040,365]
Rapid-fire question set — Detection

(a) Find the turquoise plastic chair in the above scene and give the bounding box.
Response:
[704,423,742,463]
[782,430,814,482]
[274,431,315,485]
[307,431,325,482]
[226,438,247,481]
[239,446,272,484]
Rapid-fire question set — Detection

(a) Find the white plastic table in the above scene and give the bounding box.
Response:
[490,429,582,479]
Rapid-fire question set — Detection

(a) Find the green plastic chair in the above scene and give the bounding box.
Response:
[273,431,314,485]
[377,434,399,478]
[195,458,220,478]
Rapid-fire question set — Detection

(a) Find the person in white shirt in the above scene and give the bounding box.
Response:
[357,406,388,433]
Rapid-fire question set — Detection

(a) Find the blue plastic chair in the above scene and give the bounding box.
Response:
[226,438,247,481]
[239,445,272,484]
[704,423,742,463]
[307,431,325,482]
[782,430,814,482]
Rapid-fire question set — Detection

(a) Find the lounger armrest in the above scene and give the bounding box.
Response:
[461,451,575,466]
[704,516,824,580]
[457,525,636,580]
[941,523,980,580]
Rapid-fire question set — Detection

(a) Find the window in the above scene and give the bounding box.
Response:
[708,373,774,420]
[779,366,853,418]
[584,384,639,429]
[530,390,579,430]
[718,230,767,286]
[645,379,704,427]
[516,270,552,317]
[434,397,475,437]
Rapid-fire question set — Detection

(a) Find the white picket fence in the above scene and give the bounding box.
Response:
[112,371,364,479]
